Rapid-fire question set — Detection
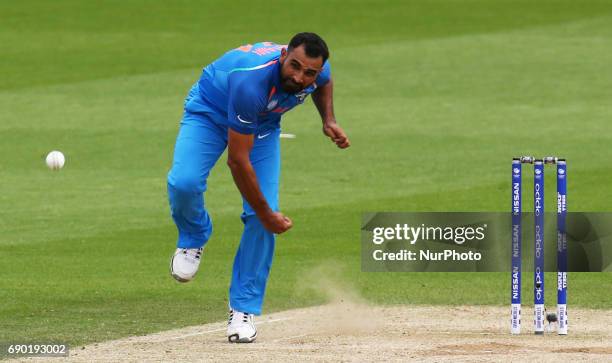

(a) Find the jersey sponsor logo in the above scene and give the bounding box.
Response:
[237,115,253,124]
[257,132,271,139]
[252,44,285,56]
[235,42,286,56]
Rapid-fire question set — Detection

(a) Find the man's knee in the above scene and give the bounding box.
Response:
[168,173,205,196]
[167,166,209,223]
[167,175,208,227]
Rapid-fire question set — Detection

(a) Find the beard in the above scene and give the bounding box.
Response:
[280,77,304,93]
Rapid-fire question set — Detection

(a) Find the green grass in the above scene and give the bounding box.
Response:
[1,0,612,346]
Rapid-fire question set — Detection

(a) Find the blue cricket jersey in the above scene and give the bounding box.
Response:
[187,42,331,134]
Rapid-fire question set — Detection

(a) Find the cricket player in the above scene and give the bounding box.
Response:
[167,33,350,343]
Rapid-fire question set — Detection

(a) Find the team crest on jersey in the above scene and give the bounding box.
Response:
[266,99,278,111]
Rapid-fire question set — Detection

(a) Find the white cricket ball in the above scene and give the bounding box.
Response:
[45,150,65,170]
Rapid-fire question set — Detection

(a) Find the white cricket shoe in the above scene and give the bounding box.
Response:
[170,247,203,282]
[227,307,257,343]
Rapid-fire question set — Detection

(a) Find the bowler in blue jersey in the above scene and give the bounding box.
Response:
[167,33,350,343]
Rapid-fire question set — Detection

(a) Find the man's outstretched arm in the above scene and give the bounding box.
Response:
[227,129,292,234]
[312,79,350,149]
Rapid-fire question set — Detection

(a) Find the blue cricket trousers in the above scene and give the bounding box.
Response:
[167,85,280,315]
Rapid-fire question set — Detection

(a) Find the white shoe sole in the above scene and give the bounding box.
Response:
[227,331,257,343]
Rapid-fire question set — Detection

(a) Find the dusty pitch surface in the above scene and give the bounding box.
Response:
[14,303,612,362]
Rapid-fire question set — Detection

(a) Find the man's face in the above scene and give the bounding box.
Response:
[279,45,323,93]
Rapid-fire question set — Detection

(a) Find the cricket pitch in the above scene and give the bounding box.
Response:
[11,302,612,362]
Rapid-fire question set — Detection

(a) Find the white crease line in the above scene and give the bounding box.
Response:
[146,317,294,343]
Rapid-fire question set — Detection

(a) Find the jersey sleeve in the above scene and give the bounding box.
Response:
[315,61,332,87]
[227,72,268,134]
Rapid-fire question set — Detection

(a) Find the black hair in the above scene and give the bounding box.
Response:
[288,32,329,63]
